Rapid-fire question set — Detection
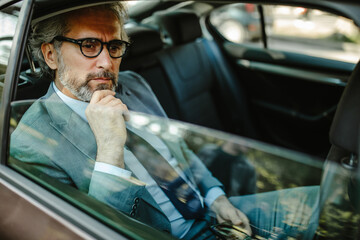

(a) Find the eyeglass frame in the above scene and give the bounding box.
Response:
[52,36,130,58]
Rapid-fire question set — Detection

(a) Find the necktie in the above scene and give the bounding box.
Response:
[126,128,204,219]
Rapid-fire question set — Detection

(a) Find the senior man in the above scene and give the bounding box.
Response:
[10,2,318,239]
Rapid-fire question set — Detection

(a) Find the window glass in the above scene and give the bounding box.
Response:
[0,4,20,101]
[210,4,360,64]
[264,6,360,63]
[9,101,360,239]
[125,0,141,8]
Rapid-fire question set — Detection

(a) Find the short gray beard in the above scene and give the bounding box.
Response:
[57,55,117,102]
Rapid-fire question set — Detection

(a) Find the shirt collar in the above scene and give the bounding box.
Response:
[52,82,89,122]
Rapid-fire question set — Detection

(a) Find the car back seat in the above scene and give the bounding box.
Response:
[153,9,257,137]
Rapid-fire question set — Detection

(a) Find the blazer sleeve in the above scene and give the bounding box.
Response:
[10,119,147,218]
[88,171,147,215]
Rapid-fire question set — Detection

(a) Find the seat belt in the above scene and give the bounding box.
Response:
[202,38,256,137]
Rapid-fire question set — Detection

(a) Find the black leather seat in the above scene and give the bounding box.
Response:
[330,61,360,156]
[153,9,257,137]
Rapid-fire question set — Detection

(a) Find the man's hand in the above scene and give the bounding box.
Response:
[85,90,129,168]
[210,195,252,235]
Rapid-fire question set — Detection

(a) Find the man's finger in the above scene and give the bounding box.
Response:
[122,105,130,122]
[98,95,119,105]
[216,214,226,224]
[90,90,115,103]
[234,210,252,236]
[106,97,124,106]
[234,210,249,224]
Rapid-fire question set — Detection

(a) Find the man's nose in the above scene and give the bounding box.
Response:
[96,47,113,69]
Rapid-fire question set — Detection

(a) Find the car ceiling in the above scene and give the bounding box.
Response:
[129,0,360,28]
[29,0,360,28]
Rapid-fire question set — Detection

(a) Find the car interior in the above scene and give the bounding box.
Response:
[14,1,357,159]
[3,0,360,239]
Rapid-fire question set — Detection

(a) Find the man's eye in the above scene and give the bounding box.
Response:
[109,44,121,51]
[83,43,96,49]
[82,40,99,50]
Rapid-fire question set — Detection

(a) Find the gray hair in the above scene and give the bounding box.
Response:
[29,2,128,80]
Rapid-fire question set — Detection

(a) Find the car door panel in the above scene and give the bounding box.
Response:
[221,43,353,157]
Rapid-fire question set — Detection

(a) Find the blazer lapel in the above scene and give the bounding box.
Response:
[116,84,154,115]
[44,87,97,161]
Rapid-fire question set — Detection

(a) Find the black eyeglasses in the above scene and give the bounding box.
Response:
[52,36,130,58]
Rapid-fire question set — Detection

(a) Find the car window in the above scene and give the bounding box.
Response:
[0,4,20,99]
[210,4,360,64]
[8,100,360,239]
[6,1,359,238]
[265,6,360,63]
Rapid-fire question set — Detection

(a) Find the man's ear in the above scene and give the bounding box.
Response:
[41,43,58,70]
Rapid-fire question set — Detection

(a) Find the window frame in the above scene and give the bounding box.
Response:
[1,0,29,166]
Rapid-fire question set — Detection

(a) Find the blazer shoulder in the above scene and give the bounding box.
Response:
[12,99,49,128]
[119,71,153,94]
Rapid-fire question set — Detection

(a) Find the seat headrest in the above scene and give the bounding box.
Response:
[330,61,360,154]
[154,10,202,46]
[125,26,163,58]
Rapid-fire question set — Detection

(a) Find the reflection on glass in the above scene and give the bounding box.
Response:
[127,112,319,238]
[197,141,257,196]
[129,111,324,192]
[318,160,360,239]
[9,101,360,239]
[126,111,359,239]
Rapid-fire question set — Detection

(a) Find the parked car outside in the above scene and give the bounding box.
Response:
[209,3,263,43]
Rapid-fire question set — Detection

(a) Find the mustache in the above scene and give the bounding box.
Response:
[85,71,117,85]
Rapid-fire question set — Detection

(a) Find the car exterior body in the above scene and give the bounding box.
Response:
[209,3,263,43]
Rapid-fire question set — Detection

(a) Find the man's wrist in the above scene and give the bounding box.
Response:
[210,195,228,212]
[96,148,125,168]
[205,187,226,207]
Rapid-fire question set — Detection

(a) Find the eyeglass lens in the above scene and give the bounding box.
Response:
[81,39,126,58]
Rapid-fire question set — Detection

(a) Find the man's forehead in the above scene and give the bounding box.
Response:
[66,7,119,25]
[65,8,121,38]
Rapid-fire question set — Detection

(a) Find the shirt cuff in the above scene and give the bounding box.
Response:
[94,162,132,179]
[204,187,226,207]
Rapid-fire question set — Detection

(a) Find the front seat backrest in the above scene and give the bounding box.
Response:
[330,61,360,154]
